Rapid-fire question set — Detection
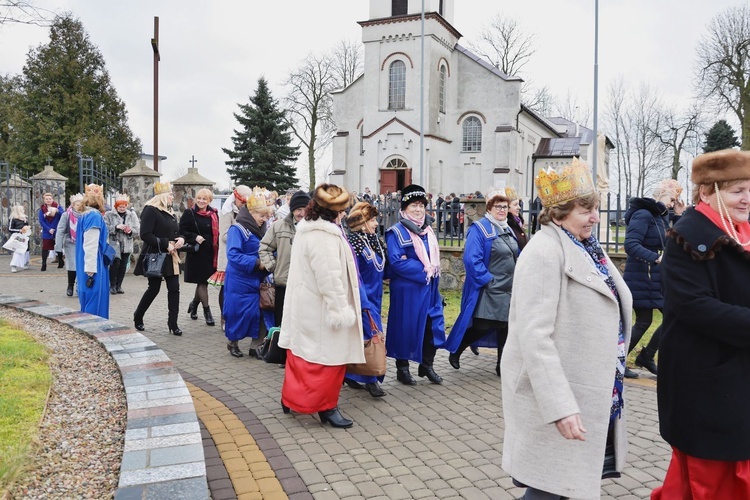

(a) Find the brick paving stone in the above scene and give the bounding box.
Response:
[330,480,360,497]
[380,482,412,500]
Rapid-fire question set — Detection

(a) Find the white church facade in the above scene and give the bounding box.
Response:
[330,0,612,202]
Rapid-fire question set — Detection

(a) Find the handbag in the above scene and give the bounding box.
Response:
[178,241,201,253]
[259,281,275,311]
[3,233,28,253]
[347,311,387,377]
[258,326,287,364]
[142,248,166,278]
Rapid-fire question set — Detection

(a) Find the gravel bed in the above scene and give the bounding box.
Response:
[1,308,126,500]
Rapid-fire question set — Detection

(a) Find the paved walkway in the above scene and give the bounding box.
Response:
[0,253,667,499]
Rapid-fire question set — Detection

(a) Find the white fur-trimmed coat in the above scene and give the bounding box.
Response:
[278,218,365,366]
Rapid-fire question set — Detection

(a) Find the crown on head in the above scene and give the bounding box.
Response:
[114,192,130,204]
[247,186,270,210]
[505,186,519,201]
[534,158,596,207]
[154,181,171,195]
[69,193,84,204]
[85,184,103,196]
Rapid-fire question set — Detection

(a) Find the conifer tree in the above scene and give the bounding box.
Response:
[6,14,140,189]
[223,77,299,191]
[703,119,741,153]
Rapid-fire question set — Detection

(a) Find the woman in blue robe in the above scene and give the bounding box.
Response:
[385,184,446,386]
[343,202,388,398]
[445,190,519,376]
[224,197,273,357]
[75,186,111,319]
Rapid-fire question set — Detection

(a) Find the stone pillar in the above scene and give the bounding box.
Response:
[30,165,67,254]
[171,167,215,222]
[119,159,163,266]
[0,171,33,250]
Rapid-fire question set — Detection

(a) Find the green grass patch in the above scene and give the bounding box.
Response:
[627,309,662,365]
[0,319,52,492]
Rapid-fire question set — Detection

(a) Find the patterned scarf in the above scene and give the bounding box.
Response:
[41,201,59,220]
[67,207,79,242]
[195,207,220,269]
[399,211,440,283]
[561,227,625,421]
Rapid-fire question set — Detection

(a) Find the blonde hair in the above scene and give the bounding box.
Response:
[145,192,174,213]
[196,188,214,202]
[83,192,106,213]
[10,204,26,221]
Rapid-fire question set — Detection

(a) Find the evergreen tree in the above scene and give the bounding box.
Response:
[703,119,741,152]
[5,15,140,191]
[223,77,299,191]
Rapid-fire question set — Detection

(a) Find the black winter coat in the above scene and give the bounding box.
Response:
[622,197,669,309]
[134,205,180,277]
[179,207,217,283]
[658,207,750,461]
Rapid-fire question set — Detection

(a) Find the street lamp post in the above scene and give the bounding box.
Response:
[592,0,599,187]
[151,17,160,173]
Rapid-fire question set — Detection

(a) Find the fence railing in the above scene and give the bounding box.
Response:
[367,192,629,253]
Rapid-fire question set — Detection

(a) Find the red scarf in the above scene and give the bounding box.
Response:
[195,207,220,268]
[695,201,750,248]
[41,201,59,220]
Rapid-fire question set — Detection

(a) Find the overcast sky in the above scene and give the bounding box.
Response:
[0,0,742,189]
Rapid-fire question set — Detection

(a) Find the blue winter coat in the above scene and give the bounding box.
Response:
[385,223,445,363]
[622,197,669,309]
[75,208,110,319]
[39,204,61,241]
[445,218,517,352]
[223,223,269,342]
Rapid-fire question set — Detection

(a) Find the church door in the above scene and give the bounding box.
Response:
[380,169,398,195]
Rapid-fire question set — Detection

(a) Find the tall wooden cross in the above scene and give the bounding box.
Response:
[151,17,160,172]
[189,155,198,168]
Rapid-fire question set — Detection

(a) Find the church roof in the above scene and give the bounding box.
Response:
[454,44,523,83]
[535,137,583,158]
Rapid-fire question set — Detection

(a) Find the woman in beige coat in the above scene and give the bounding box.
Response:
[501,160,633,499]
[278,184,365,429]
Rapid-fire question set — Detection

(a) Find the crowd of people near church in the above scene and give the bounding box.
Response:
[4,147,750,498]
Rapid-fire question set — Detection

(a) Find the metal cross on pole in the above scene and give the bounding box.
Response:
[151,16,160,173]
[189,155,198,168]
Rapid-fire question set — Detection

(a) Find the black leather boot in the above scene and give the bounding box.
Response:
[41,250,48,271]
[635,347,658,375]
[318,407,353,428]
[110,285,118,295]
[203,306,215,326]
[187,299,199,320]
[57,255,65,268]
[418,364,443,384]
[448,352,461,369]
[365,382,386,398]
[396,366,416,385]
[167,290,181,335]
[227,342,243,357]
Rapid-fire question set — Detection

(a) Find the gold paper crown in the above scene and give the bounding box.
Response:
[154,181,171,195]
[85,184,103,196]
[247,186,271,210]
[114,192,130,203]
[534,158,596,207]
[505,186,519,201]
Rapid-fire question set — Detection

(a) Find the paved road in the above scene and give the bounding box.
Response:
[0,253,668,499]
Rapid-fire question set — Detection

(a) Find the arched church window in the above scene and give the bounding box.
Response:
[462,116,482,152]
[386,158,408,169]
[389,61,406,110]
[439,65,447,114]
[392,0,407,16]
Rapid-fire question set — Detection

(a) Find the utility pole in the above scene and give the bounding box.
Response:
[151,16,160,172]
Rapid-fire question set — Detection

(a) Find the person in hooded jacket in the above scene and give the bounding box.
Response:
[622,179,685,378]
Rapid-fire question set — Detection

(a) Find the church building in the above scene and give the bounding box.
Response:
[330,0,612,202]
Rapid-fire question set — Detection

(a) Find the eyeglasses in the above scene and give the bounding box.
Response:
[492,205,509,211]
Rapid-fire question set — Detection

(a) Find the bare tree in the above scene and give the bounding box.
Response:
[651,103,702,181]
[283,52,337,190]
[603,77,632,197]
[469,14,535,76]
[553,90,592,128]
[695,5,750,149]
[629,84,666,196]
[330,39,363,90]
[522,83,555,116]
[0,1,54,27]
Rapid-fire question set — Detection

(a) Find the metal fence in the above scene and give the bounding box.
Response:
[368,192,629,253]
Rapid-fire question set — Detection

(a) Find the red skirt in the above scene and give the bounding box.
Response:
[651,447,750,500]
[42,238,55,251]
[281,351,346,414]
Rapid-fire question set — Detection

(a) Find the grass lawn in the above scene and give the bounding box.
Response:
[0,319,52,493]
